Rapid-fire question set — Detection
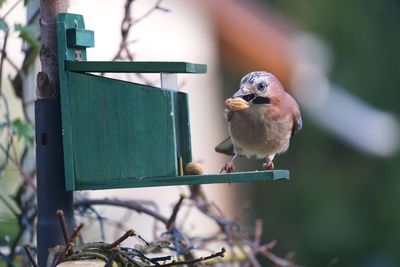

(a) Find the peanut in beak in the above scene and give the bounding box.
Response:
[224,97,250,111]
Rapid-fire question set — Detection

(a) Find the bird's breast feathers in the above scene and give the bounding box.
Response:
[229,103,293,158]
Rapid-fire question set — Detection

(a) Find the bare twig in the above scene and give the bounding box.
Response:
[69,223,84,243]
[55,242,73,265]
[0,96,12,172]
[112,0,134,61]
[0,32,9,94]
[74,198,169,225]
[258,246,298,267]
[0,194,20,217]
[254,219,263,248]
[108,229,136,249]
[233,200,252,221]
[9,208,37,260]
[23,244,38,267]
[7,136,37,191]
[104,249,118,267]
[5,56,21,72]
[243,219,263,267]
[56,209,70,245]
[110,0,169,86]
[166,194,185,231]
[161,247,225,267]
[131,0,166,25]
[1,0,23,20]
[138,235,150,247]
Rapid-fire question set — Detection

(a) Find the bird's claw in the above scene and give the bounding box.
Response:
[262,161,274,170]
[220,161,235,173]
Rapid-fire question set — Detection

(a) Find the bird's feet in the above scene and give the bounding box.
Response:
[262,161,274,170]
[220,161,235,173]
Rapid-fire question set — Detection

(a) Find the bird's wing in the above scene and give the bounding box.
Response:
[215,137,235,156]
[225,110,233,121]
[285,93,302,136]
[292,113,302,136]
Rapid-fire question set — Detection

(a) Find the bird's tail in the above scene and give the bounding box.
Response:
[215,137,235,156]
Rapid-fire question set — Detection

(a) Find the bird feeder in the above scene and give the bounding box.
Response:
[57,13,289,191]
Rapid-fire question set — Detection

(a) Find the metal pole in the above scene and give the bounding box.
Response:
[36,0,71,264]
[36,99,74,266]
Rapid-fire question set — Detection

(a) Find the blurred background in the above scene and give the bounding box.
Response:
[243,1,400,266]
[1,0,400,266]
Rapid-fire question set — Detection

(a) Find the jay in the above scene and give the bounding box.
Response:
[216,71,302,173]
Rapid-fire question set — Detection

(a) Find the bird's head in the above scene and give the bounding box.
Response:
[233,71,283,101]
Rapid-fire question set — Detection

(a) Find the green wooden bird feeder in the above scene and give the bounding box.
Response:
[57,13,289,191]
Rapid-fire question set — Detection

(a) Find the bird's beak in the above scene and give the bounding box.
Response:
[233,86,252,97]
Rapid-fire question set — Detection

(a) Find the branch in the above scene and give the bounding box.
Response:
[160,247,225,267]
[74,198,169,225]
[108,229,135,249]
[0,31,9,94]
[258,246,298,267]
[69,223,84,244]
[0,194,19,217]
[8,208,37,261]
[56,209,71,245]
[1,0,23,20]
[166,194,185,231]
[242,219,263,267]
[131,0,167,25]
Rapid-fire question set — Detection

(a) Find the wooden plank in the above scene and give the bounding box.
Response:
[66,28,95,48]
[66,72,178,186]
[57,13,89,190]
[74,170,290,190]
[178,93,192,171]
[64,61,207,74]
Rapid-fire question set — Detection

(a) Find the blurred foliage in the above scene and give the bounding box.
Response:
[14,23,40,52]
[0,176,20,245]
[0,18,8,31]
[224,0,400,266]
[11,118,34,147]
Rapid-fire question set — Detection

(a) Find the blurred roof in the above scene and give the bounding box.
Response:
[202,0,295,89]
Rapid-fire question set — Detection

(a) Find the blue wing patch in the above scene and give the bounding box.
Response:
[298,115,303,131]
[292,115,302,136]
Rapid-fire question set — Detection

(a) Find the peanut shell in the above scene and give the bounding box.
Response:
[185,162,204,175]
[224,97,250,111]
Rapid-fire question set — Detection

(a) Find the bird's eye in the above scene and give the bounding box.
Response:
[257,81,267,92]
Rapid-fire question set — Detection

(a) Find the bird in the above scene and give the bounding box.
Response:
[216,71,302,173]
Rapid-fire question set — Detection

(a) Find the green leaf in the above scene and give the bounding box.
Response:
[0,19,8,32]
[0,0,6,8]
[12,118,34,146]
[14,23,40,52]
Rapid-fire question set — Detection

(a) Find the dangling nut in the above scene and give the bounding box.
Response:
[185,162,204,175]
[224,97,250,111]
